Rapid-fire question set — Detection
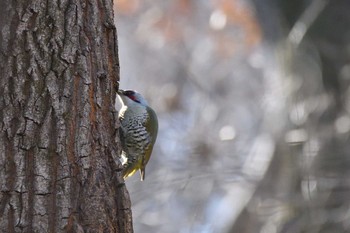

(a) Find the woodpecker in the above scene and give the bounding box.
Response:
[117,89,158,181]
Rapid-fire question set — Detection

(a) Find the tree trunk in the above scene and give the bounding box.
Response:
[0,0,133,232]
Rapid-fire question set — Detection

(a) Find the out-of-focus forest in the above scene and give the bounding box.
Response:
[114,0,350,232]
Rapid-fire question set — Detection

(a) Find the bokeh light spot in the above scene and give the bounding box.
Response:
[219,125,236,141]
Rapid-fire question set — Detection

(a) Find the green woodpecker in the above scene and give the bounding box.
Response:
[117,89,158,181]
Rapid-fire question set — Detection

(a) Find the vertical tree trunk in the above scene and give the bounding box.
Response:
[0,0,133,232]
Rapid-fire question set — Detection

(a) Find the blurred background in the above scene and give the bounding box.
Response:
[114,0,350,232]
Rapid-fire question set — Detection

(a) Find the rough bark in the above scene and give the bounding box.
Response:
[0,0,133,232]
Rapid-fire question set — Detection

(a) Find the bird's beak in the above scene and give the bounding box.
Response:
[117,89,125,95]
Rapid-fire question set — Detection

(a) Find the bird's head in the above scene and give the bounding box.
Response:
[117,89,149,107]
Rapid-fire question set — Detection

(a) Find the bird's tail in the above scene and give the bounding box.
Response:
[140,168,145,181]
